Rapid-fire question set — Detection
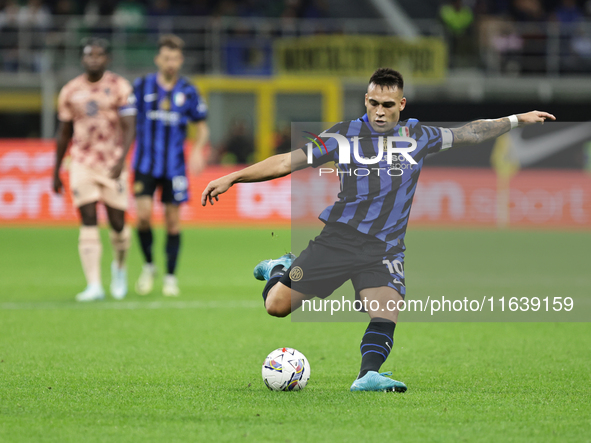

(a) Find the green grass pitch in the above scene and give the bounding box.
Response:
[0,226,590,442]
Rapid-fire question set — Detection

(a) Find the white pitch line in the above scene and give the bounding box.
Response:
[0,300,261,311]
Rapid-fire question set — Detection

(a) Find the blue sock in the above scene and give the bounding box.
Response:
[138,228,153,264]
[261,265,287,303]
[165,233,180,274]
[358,318,396,378]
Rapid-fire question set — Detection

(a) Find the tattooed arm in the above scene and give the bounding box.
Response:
[450,111,556,146]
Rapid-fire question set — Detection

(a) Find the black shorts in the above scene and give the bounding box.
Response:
[280,223,406,300]
[133,171,189,204]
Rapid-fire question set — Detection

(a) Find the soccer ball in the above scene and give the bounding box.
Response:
[262,347,310,391]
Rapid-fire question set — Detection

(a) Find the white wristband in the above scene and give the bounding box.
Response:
[508,114,519,129]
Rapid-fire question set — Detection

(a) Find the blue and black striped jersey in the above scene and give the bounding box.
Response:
[303,114,453,252]
[132,73,207,179]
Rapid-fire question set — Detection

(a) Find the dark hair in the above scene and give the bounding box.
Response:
[80,37,111,57]
[158,34,184,52]
[369,68,404,90]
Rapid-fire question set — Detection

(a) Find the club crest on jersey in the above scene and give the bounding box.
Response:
[133,181,144,194]
[159,97,171,111]
[173,92,185,107]
[290,266,304,281]
[86,100,99,117]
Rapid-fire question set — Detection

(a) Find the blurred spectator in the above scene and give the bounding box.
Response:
[440,0,476,67]
[511,0,547,73]
[302,0,329,18]
[236,0,261,17]
[13,0,52,71]
[18,0,51,29]
[147,0,176,33]
[474,0,512,16]
[54,0,76,16]
[512,0,546,22]
[52,0,76,32]
[440,0,474,35]
[566,23,591,71]
[281,0,300,18]
[112,0,146,29]
[186,0,212,16]
[213,0,238,17]
[217,119,255,164]
[487,19,524,74]
[552,0,584,72]
[553,0,583,24]
[84,0,117,27]
[259,0,288,17]
[148,0,177,17]
[48,0,76,64]
[0,0,19,23]
[274,123,291,155]
[0,0,20,31]
[0,0,20,71]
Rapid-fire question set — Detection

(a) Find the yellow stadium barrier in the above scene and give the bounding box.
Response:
[192,76,343,161]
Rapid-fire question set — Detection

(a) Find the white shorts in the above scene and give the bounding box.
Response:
[69,161,129,211]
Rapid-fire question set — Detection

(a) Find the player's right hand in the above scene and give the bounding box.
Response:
[109,160,124,179]
[201,177,232,206]
[52,174,63,194]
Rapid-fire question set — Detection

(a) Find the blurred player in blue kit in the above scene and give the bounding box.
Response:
[202,68,554,391]
[132,34,209,297]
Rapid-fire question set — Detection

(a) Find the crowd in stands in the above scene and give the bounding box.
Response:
[0,0,329,22]
[2,0,591,74]
[440,0,591,30]
[0,0,330,72]
[470,0,591,21]
[440,0,591,72]
[2,0,590,31]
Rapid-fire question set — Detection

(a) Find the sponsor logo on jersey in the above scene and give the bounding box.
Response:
[146,110,180,124]
[71,91,89,102]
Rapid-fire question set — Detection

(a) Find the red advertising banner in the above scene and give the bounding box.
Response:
[0,140,590,229]
[0,140,290,226]
[410,168,590,228]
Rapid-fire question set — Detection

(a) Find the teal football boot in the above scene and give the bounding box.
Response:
[350,371,407,392]
[253,253,296,281]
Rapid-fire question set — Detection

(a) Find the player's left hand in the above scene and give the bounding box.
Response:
[517,111,556,126]
[109,160,124,179]
[189,151,206,176]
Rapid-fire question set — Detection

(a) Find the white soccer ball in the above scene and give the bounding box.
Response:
[262,347,311,391]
